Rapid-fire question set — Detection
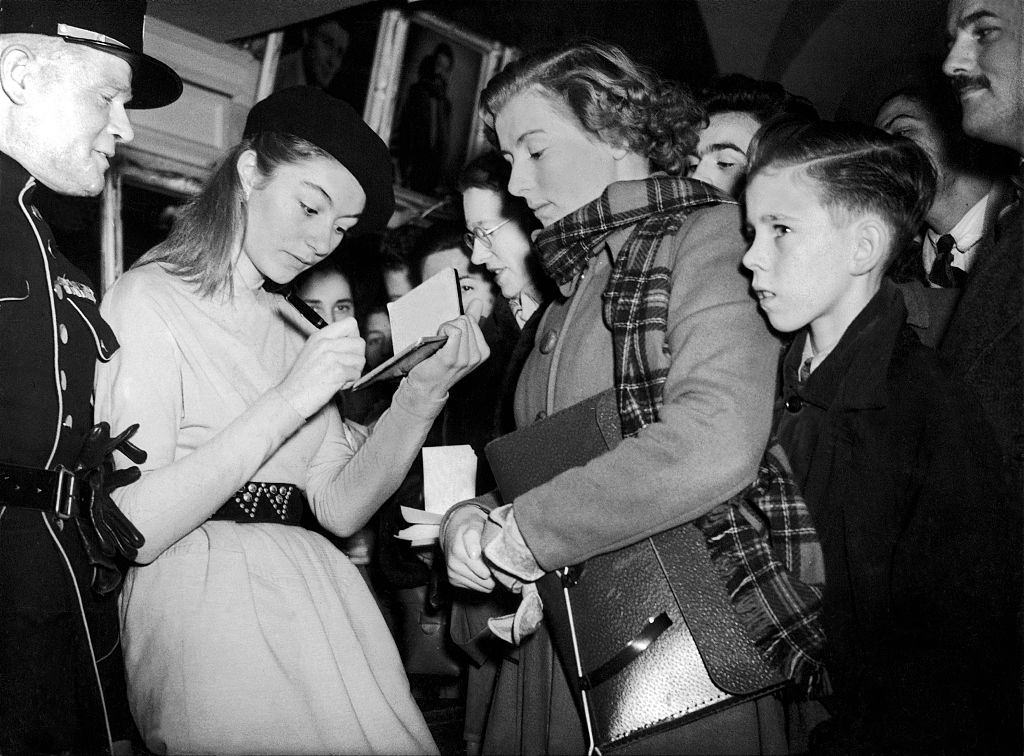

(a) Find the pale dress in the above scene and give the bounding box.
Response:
[94,261,440,755]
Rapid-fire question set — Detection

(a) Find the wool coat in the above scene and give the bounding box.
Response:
[453,200,791,754]
[776,281,1021,754]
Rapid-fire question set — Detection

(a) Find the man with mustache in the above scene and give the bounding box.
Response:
[942,0,1023,498]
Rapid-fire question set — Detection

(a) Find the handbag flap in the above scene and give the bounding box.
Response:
[651,526,784,694]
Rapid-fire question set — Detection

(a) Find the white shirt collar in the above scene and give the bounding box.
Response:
[924,189,992,276]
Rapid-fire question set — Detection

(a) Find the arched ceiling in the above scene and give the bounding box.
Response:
[148,0,952,123]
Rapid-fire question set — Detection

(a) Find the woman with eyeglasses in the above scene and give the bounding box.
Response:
[458,151,554,331]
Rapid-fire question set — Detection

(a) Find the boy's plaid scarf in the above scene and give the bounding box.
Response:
[535,175,825,684]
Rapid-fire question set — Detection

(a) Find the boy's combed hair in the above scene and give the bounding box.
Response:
[480,41,703,176]
[747,118,936,263]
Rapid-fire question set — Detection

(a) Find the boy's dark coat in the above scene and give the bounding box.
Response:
[777,282,1021,753]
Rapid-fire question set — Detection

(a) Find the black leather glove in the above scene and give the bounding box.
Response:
[74,422,147,595]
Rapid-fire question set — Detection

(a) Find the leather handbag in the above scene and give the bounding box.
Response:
[485,390,785,752]
[396,565,465,678]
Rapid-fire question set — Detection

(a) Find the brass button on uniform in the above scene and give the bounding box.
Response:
[539,330,558,354]
[60,370,67,391]
[59,324,68,344]
[53,284,63,300]
[63,414,73,428]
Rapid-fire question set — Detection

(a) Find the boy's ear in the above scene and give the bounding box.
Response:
[848,215,890,276]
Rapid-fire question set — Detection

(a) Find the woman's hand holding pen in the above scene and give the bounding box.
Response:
[405,298,490,402]
[278,317,366,418]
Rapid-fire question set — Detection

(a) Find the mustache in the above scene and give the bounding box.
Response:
[950,74,990,94]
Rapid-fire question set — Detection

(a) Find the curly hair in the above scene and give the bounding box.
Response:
[747,118,936,264]
[699,73,818,126]
[480,41,703,175]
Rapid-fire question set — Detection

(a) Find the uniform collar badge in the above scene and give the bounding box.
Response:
[56,275,96,304]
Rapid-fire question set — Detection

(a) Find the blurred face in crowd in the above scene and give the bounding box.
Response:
[943,0,1024,151]
[462,187,535,301]
[688,111,761,197]
[383,266,413,302]
[420,245,495,319]
[496,86,626,227]
[874,95,955,195]
[303,20,348,89]
[363,310,393,369]
[298,268,355,324]
[742,165,866,346]
[238,153,365,284]
[7,42,134,196]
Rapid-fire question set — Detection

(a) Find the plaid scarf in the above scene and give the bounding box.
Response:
[535,175,825,684]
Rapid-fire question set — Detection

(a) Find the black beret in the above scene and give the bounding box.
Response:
[0,0,182,109]
[244,86,395,235]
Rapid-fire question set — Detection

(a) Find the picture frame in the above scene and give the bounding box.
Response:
[235,5,382,116]
[364,10,512,198]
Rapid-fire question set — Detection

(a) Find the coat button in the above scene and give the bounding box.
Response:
[60,370,67,391]
[784,395,802,413]
[535,410,548,421]
[539,330,558,354]
[59,324,68,344]
[53,283,64,300]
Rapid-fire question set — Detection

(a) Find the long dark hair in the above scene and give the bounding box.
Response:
[138,131,331,297]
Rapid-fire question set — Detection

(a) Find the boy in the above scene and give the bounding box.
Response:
[742,119,1021,753]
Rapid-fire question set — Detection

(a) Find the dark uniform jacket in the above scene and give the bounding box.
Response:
[0,150,128,752]
[776,281,1021,754]
[0,152,118,467]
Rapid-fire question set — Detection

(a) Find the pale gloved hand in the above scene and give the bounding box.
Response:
[481,505,546,645]
[481,504,544,592]
[487,583,544,645]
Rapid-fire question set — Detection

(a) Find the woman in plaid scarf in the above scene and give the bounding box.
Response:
[441,42,801,754]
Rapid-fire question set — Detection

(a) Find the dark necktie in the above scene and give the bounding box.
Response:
[927,234,964,288]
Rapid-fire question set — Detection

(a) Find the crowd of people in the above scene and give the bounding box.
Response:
[0,0,1020,754]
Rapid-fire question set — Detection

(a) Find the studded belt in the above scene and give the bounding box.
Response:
[210,481,306,525]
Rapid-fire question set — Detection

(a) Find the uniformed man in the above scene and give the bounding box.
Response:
[0,1,181,752]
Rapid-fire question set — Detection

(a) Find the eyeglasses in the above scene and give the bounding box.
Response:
[463,217,513,251]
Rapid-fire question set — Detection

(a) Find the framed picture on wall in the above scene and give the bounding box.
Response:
[364,11,511,199]
[234,5,384,116]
